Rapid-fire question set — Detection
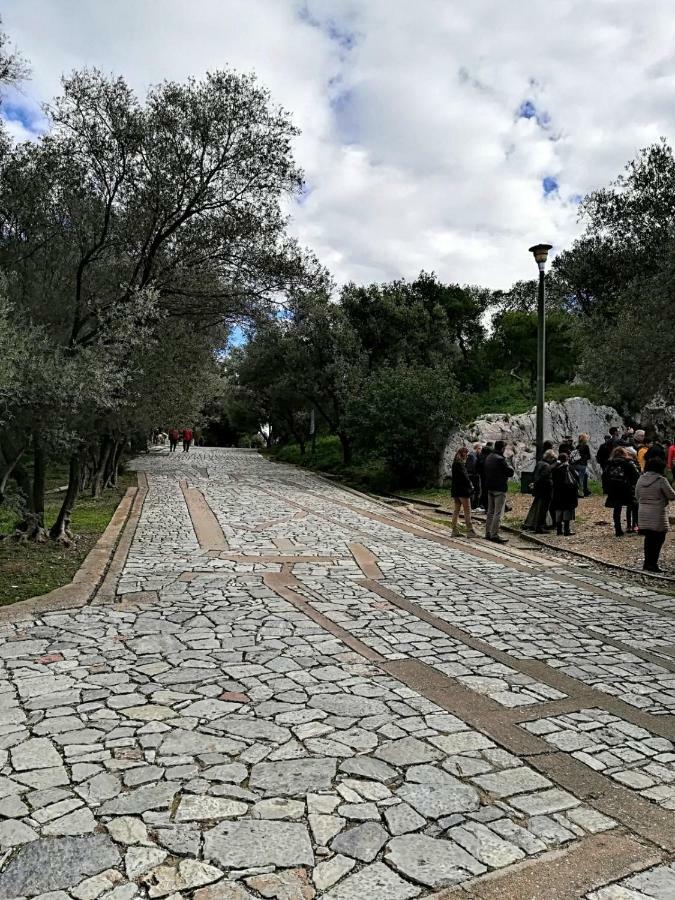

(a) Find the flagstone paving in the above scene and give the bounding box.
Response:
[0,448,673,899]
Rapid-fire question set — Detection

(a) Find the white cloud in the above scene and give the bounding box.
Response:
[3,0,675,289]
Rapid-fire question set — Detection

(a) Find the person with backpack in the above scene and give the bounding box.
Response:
[571,433,592,497]
[635,458,675,572]
[603,446,640,535]
[523,449,556,533]
[182,427,194,453]
[450,447,477,538]
[551,453,579,536]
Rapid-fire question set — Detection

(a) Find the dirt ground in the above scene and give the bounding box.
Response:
[502,491,675,576]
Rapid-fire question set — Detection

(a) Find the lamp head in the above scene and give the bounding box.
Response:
[529,243,553,271]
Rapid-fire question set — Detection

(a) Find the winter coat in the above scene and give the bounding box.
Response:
[169,429,179,442]
[465,452,478,476]
[532,460,553,500]
[645,443,666,464]
[551,462,579,512]
[182,429,194,442]
[484,452,514,493]
[635,472,675,532]
[603,457,639,507]
[451,459,473,498]
[596,440,612,470]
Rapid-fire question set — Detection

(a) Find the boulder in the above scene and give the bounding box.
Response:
[443,398,624,480]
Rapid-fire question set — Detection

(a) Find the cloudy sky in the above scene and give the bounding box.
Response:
[2,0,675,290]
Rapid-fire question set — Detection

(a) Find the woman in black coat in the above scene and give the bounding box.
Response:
[551,453,579,536]
[602,446,640,535]
[523,449,556,533]
[451,447,476,537]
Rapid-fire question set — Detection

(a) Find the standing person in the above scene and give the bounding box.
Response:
[450,448,477,538]
[476,442,493,512]
[571,433,592,497]
[645,438,667,465]
[634,430,648,471]
[603,447,639,536]
[466,442,482,510]
[551,453,579,536]
[667,440,675,479]
[484,440,514,544]
[182,427,194,453]
[168,428,179,453]
[558,435,574,457]
[523,449,556,533]
[635,459,675,572]
[596,434,613,472]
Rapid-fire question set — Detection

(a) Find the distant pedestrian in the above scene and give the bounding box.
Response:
[523,449,556,533]
[168,428,180,453]
[634,430,648,471]
[466,442,482,510]
[551,453,579,536]
[603,447,640,536]
[450,448,477,538]
[558,435,574,457]
[182,427,194,453]
[571,433,592,497]
[484,440,514,544]
[476,442,493,511]
[596,434,613,471]
[635,458,675,572]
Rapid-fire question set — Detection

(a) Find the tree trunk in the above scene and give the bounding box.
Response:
[31,432,46,532]
[105,439,123,488]
[92,436,113,498]
[338,432,352,466]
[50,451,81,544]
[0,444,25,504]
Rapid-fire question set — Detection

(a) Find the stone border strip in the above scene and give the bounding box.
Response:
[94,472,149,605]
[385,658,675,852]
[263,571,384,663]
[0,484,138,622]
[359,578,675,740]
[348,541,384,579]
[179,479,229,551]
[430,831,664,900]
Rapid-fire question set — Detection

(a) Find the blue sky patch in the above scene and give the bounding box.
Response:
[1,96,44,135]
[517,99,550,128]
[542,176,559,196]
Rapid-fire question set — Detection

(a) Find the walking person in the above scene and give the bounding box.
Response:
[450,448,477,537]
[168,428,180,453]
[484,440,514,544]
[523,449,556,533]
[603,447,640,536]
[551,453,579,536]
[476,442,493,511]
[466,442,482,510]
[182,427,194,453]
[635,458,675,572]
[571,433,592,497]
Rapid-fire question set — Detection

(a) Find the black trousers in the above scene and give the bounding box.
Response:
[643,530,666,570]
[613,505,635,532]
[469,475,481,509]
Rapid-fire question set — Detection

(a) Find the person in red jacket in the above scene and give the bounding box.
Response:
[182,427,194,453]
[168,428,179,453]
[668,440,675,479]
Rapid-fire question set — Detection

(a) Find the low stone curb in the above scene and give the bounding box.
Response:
[0,484,137,623]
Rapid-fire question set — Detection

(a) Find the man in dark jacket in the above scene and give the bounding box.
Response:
[484,440,514,544]
[596,434,613,471]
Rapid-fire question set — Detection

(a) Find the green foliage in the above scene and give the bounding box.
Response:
[269,436,394,493]
[345,365,461,487]
[486,309,580,388]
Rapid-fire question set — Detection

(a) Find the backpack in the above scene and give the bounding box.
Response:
[563,465,577,488]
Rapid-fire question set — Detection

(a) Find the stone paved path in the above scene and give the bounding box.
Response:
[0,448,673,899]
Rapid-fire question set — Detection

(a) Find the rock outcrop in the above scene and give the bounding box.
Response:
[443,397,624,481]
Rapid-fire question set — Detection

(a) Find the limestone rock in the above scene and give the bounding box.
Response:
[204,820,314,869]
[385,834,487,887]
[0,835,120,897]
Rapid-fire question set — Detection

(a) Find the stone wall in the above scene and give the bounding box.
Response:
[443,397,624,481]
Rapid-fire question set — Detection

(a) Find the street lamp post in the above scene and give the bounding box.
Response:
[528,243,552,460]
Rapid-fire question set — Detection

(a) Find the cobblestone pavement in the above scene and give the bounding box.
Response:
[0,448,673,899]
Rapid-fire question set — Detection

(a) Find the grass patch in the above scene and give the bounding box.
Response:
[0,473,135,607]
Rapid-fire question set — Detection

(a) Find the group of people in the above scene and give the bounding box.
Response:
[168,427,194,453]
[450,426,675,572]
